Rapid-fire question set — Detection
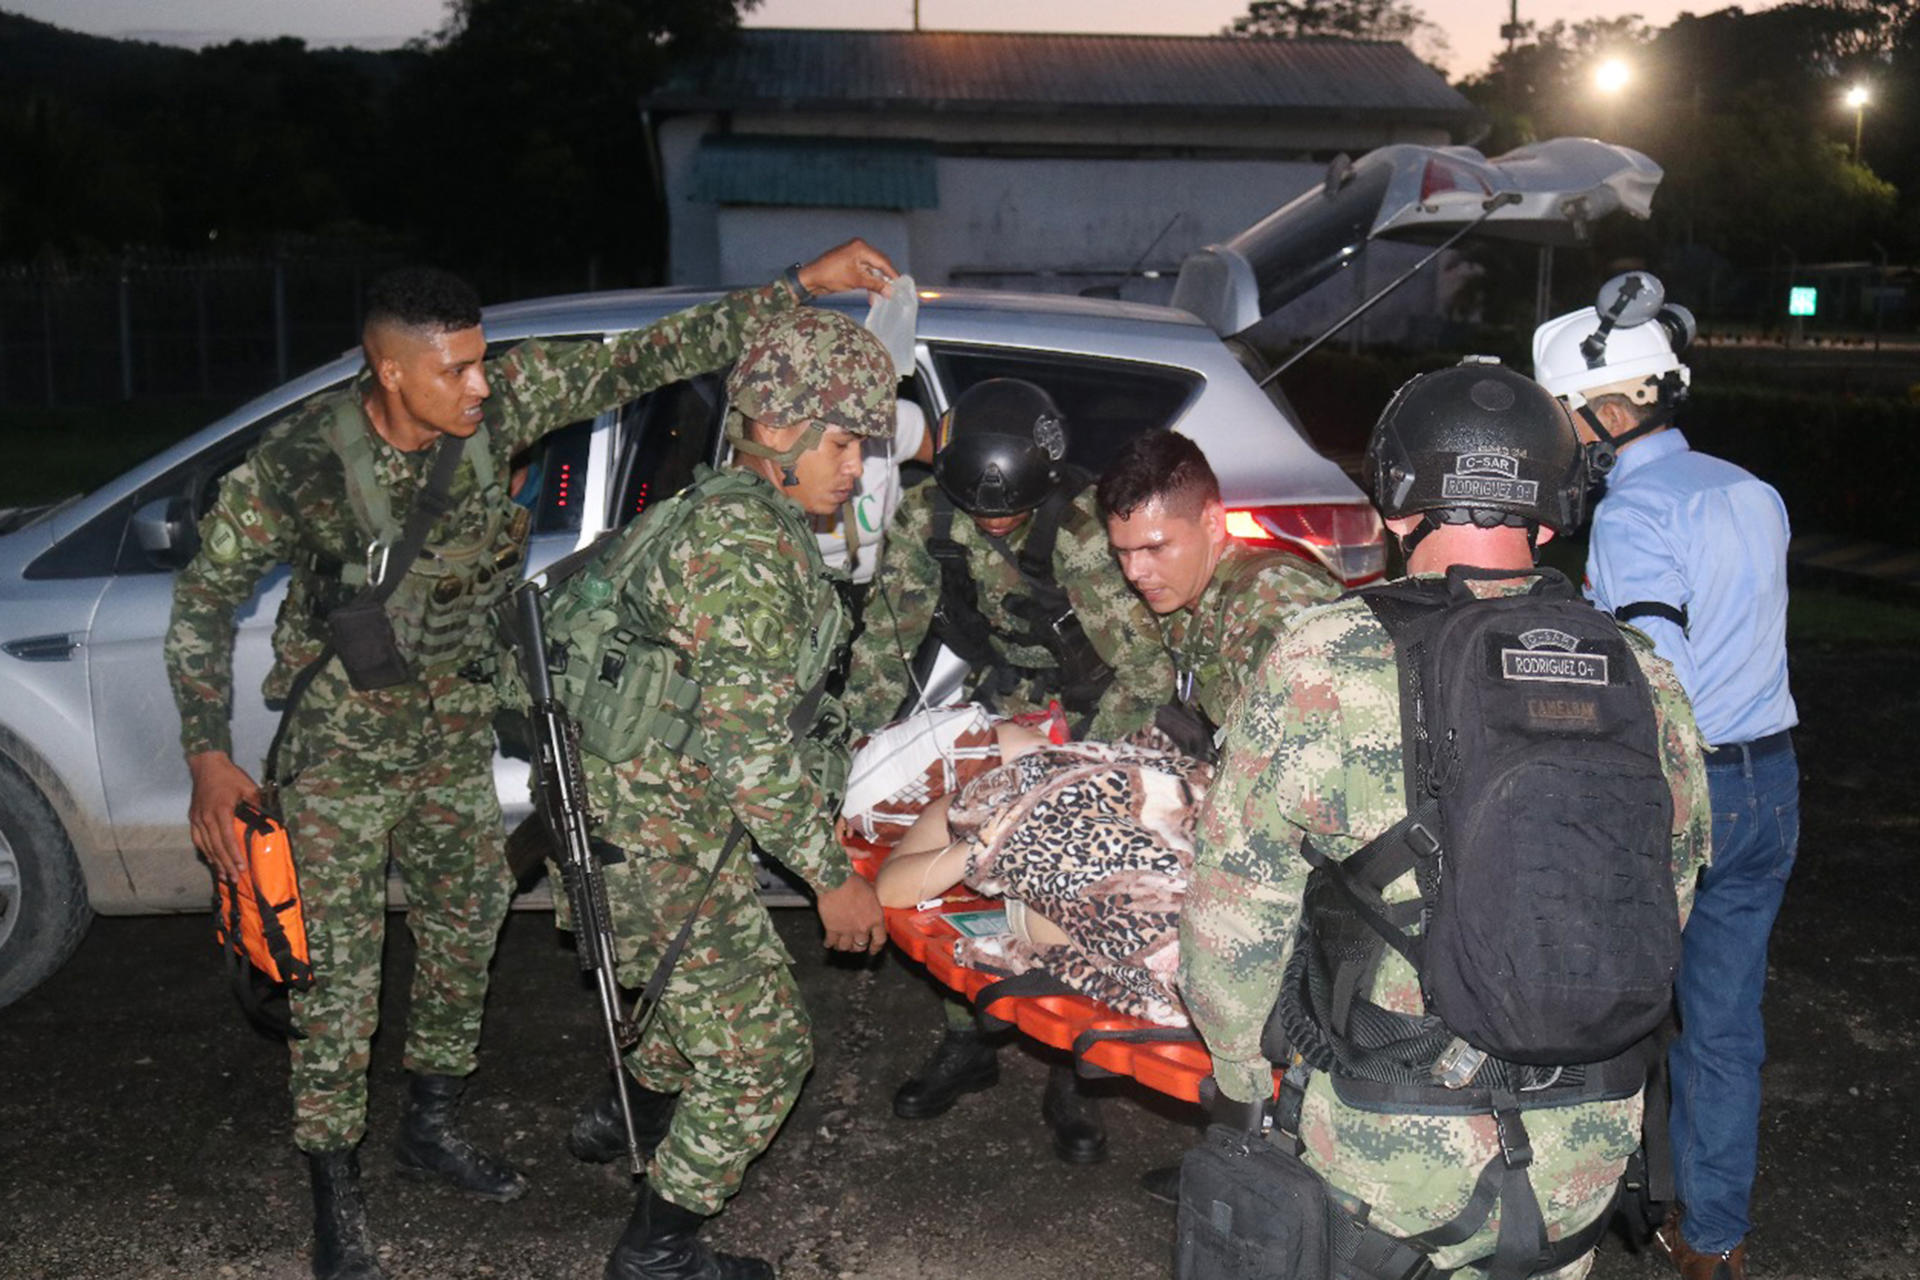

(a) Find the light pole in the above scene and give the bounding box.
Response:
[1845,84,1870,163]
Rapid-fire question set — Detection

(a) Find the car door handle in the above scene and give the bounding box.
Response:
[2,634,80,661]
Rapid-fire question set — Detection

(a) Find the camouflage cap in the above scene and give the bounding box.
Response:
[727,308,896,440]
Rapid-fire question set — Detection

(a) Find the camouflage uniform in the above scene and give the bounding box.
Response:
[842,480,1170,740]
[579,311,893,1217]
[164,281,801,1153]
[1180,575,1711,1277]
[1158,543,1340,730]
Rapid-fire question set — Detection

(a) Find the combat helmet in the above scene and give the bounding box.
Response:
[1533,271,1695,472]
[1367,357,1588,555]
[932,379,1069,516]
[727,308,895,483]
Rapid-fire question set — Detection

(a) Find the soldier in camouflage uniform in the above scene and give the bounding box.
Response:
[1096,429,1340,757]
[164,241,895,1280]
[1181,363,1712,1278]
[842,378,1171,1162]
[841,378,1169,740]
[551,307,893,1280]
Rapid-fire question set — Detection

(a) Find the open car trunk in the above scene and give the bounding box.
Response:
[1171,137,1663,341]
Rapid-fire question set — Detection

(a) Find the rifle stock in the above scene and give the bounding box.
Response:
[511,582,646,1176]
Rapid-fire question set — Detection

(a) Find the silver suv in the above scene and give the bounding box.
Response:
[0,137,1660,1007]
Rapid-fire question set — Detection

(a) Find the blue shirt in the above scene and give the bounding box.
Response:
[1583,429,1797,746]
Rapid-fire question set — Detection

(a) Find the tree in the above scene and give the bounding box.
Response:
[395,0,756,292]
[1228,0,1449,69]
[1458,3,1907,318]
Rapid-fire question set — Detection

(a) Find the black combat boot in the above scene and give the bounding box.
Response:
[1041,1061,1108,1164]
[393,1071,530,1201]
[604,1185,774,1280]
[570,1075,679,1165]
[890,1027,999,1119]
[307,1148,388,1280]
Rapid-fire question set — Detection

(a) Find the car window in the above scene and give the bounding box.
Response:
[25,381,349,581]
[927,346,1203,475]
[609,373,727,528]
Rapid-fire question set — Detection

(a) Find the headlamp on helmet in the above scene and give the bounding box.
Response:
[1532,272,1695,472]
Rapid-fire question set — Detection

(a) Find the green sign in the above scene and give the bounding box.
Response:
[1788,286,1818,317]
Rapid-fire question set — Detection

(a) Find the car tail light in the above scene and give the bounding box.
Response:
[1225,503,1387,586]
[1419,158,1491,203]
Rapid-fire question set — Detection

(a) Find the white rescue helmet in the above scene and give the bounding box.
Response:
[1533,271,1696,472]
[1532,271,1695,407]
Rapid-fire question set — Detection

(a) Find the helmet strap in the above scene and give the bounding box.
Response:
[1577,398,1676,476]
[728,413,827,487]
[1398,512,1443,560]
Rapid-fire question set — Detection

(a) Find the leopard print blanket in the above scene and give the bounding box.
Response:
[947,732,1212,1026]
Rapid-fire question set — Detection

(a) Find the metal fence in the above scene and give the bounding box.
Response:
[0,253,403,409]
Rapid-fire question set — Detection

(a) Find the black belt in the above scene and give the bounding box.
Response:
[1704,728,1792,767]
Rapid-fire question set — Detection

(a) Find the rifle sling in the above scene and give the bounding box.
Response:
[629,821,750,1045]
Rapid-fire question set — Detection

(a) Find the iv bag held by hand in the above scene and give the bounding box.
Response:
[865,273,918,377]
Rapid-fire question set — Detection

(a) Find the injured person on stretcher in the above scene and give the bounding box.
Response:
[863,710,1211,1029]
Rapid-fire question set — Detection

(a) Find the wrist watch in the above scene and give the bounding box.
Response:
[784,263,814,302]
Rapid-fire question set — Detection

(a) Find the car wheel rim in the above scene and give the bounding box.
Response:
[0,825,18,952]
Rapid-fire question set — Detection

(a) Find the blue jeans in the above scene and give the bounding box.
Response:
[1669,738,1800,1253]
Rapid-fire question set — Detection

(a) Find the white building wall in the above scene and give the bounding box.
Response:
[657,110,1465,338]
[715,207,912,287]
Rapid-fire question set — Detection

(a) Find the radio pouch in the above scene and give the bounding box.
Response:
[1175,1124,1330,1280]
[326,597,412,691]
[215,801,312,1038]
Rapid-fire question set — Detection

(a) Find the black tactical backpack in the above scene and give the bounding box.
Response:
[1284,567,1680,1089]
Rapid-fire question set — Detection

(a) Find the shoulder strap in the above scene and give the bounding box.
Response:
[1013,467,1088,585]
[323,399,394,542]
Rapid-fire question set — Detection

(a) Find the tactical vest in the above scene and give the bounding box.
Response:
[539,466,852,791]
[925,474,1115,720]
[302,398,529,680]
[1153,549,1299,762]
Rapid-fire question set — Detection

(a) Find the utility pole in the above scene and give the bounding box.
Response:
[1500,0,1521,57]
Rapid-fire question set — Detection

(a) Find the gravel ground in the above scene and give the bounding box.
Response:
[1,642,1914,1279]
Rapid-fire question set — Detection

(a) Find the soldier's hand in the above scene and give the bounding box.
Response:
[816,875,888,955]
[187,750,263,884]
[798,239,898,300]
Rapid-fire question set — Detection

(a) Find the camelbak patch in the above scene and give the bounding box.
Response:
[1441,452,1539,505]
[1500,629,1610,685]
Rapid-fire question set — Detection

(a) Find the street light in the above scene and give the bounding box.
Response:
[1593,57,1631,138]
[1845,84,1870,163]
[1594,58,1632,96]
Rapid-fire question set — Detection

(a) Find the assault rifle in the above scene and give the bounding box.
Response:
[511,582,645,1175]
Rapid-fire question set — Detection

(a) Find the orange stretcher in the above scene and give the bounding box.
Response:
[847,840,1272,1105]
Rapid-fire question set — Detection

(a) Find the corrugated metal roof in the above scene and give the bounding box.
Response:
[688,135,939,208]
[648,29,1472,119]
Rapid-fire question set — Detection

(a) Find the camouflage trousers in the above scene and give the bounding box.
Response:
[1304,1073,1638,1278]
[280,720,512,1153]
[598,837,812,1216]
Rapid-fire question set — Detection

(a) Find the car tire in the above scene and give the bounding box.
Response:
[0,759,94,1010]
